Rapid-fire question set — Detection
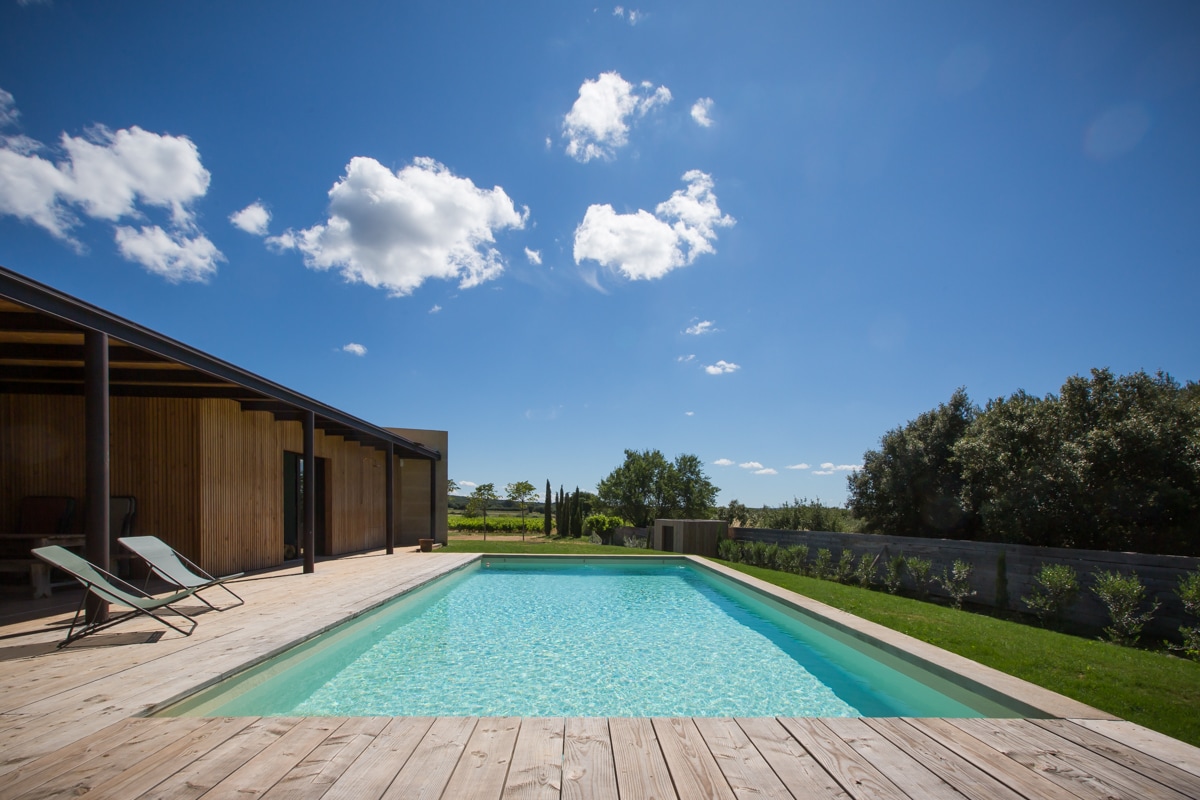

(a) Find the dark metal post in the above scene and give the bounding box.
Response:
[84,330,110,622]
[303,410,315,574]
[385,443,395,555]
[429,459,437,543]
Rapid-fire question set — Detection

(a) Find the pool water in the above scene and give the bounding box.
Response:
[164,557,1039,718]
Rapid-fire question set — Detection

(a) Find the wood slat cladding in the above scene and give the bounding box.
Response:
[1,393,437,577]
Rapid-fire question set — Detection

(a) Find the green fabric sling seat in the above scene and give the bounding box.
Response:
[119,536,245,611]
[31,545,199,648]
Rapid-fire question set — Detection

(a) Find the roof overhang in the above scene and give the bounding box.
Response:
[0,266,440,461]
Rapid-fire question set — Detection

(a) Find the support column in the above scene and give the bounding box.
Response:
[84,330,110,622]
[429,458,437,543]
[303,410,315,574]
[385,443,395,555]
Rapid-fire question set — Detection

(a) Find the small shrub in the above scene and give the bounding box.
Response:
[906,557,932,598]
[853,553,876,587]
[939,559,976,609]
[717,538,740,561]
[790,544,810,576]
[763,543,782,571]
[835,550,856,584]
[883,555,906,594]
[812,548,833,580]
[775,545,802,575]
[1092,570,1160,647]
[1178,570,1200,659]
[623,534,647,549]
[749,541,770,568]
[1022,563,1080,627]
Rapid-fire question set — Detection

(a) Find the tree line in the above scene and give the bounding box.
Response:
[847,369,1200,556]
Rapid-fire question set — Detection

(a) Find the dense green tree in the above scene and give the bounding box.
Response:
[544,480,552,537]
[505,480,537,541]
[596,449,719,527]
[847,388,979,538]
[466,483,498,540]
[447,478,459,495]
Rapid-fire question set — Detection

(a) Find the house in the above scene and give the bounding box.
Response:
[0,265,446,586]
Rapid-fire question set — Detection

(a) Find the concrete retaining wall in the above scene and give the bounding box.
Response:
[731,527,1200,640]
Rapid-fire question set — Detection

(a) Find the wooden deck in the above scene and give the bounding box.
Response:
[1,551,1198,799]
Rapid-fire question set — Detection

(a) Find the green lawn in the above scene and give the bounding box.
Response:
[441,536,1200,747]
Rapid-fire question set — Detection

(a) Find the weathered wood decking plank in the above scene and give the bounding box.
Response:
[198,716,344,800]
[319,716,434,800]
[1070,717,1200,780]
[503,717,565,800]
[736,716,850,799]
[652,717,736,800]
[257,716,390,800]
[692,716,794,800]
[609,716,677,800]
[864,718,1025,800]
[378,714,476,800]
[562,717,618,800]
[823,717,964,800]
[777,717,910,800]
[442,716,521,800]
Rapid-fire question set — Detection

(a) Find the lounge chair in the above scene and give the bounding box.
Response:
[119,536,245,611]
[31,546,199,647]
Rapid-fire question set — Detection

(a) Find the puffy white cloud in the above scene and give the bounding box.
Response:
[813,463,862,476]
[684,411,694,416]
[269,156,527,296]
[562,72,671,163]
[113,226,222,283]
[690,97,714,127]
[0,89,220,281]
[574,170,733,280]
[613,6,643,24]
[786,463,810,470]
[704,359,739,375]
[342,342,367,356]
[739,461,763,470]
[429,304,442,314]
[685,319,715,335]
[754,468,778,475]
[813,469,835,476]
[230,201,270,235]
[713,458,734,467]
[524,247,542,265]
[677,354,695,363]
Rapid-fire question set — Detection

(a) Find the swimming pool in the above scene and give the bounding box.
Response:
[163,556,1043,718]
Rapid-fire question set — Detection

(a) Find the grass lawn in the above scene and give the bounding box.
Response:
[443,535,1200,747]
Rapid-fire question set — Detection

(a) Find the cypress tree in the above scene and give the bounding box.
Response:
[556,486,565,536]
[543,480,552,537]
[572,486,583,537]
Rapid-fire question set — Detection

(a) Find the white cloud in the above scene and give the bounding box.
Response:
[113,226,222,283]
[574,170,734,280]
[754,468,778,475]
[813,463,862,475]
[739,461,763,470]
[677,354,695,363]
[690,97,714,127]
[342,342,367,356]
[459,481,477,489]
[704,359,740,375]
[613,6,643,24]
[562,72,671,163]
[0,89,220,281]
[429,304,442,314]
[268,156,526,296]
[524,247,542,265]
[230,201,270,235]
[685,411,694,416]
[713,458,734,467]
[685,319,715,335]
[786,463,810,470]
[813,469,835,476]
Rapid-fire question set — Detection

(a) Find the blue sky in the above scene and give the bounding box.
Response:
[1,1,1198,508]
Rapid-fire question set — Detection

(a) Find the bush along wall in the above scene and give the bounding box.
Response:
[725,527,1200,646]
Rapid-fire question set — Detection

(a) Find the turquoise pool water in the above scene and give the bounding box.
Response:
[164,557,1040,718]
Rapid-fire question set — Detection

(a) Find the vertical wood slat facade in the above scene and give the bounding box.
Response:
[1,393,446,578]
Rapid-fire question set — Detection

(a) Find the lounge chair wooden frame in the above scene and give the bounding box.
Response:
[119,536,245,611]
[31,546,199,648]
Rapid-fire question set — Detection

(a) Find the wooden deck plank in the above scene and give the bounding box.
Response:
[562,717,617,800]
[1071,718,1200,779]
[951,718,1188,800]
[0,714,160,793]
[652,717,737,800]
[777,717,910,800]
[735,716,849,799]
[905,718,1082,800]
[259,716,391,800]
[503,717,565,800]
[65,716,258,800]
[864,718,1025,800]
[692,716,794,800]
[379,715,477,800]
[198,716,344,799]
[320,716,434,800]
[441,716,521,800]
[1031,718,1200,798]
[823,717,964,800]
[609,716,677,800]
[134,716,303,800]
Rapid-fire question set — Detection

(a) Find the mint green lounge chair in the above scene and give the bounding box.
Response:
[31,546,199,647]
[119,536,244,611]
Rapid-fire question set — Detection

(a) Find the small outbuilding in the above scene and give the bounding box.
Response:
[651,519,728,558]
